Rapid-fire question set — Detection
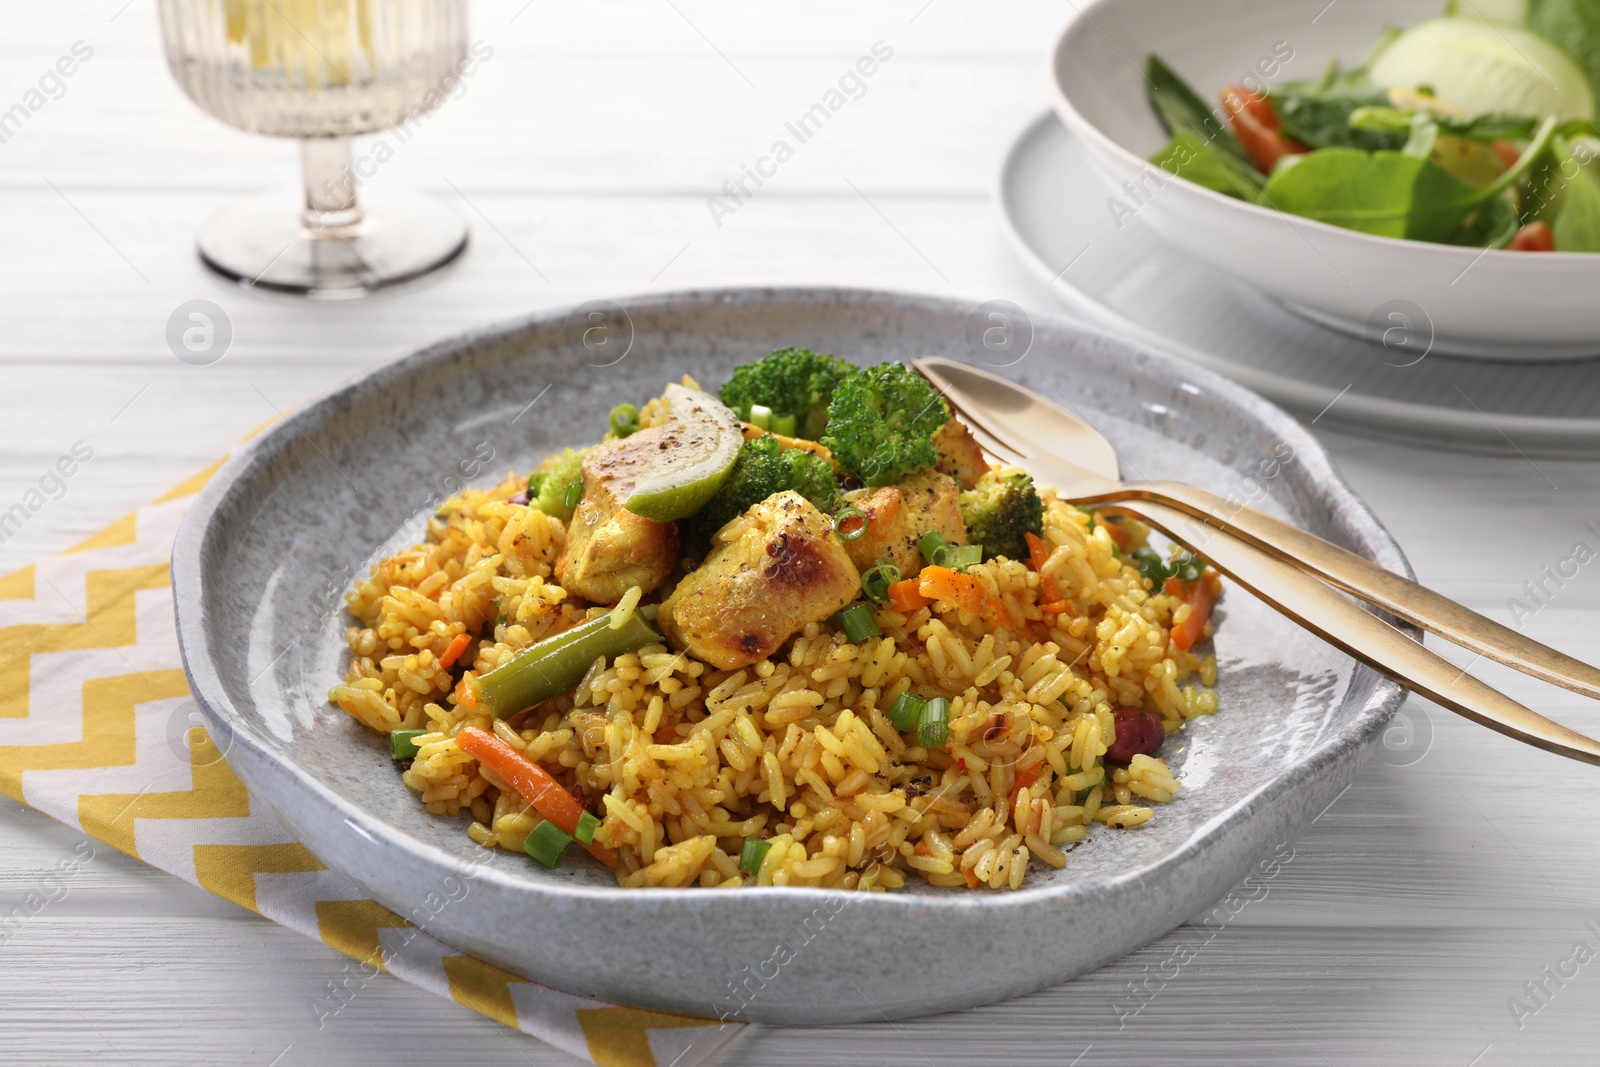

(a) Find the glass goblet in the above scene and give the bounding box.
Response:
[159,0,471,297]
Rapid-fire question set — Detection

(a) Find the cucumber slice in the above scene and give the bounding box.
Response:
[1369,17,1594,121]
[623,385,743,522]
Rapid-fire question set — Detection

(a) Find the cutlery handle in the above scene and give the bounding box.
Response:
[1113,498,1600,767]
[1103,480,1600,703]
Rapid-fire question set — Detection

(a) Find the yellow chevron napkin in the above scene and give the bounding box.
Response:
[0,458,746,1067]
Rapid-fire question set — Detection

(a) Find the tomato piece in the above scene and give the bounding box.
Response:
[1508,221,1556,252]
[1220,86,1309,174]
[1222,85,1281,131]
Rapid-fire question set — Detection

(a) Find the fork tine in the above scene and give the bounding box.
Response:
[924,377,1036,465]
[948,401,1027,469]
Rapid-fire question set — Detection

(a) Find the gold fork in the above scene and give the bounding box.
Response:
[914,357,1600,766]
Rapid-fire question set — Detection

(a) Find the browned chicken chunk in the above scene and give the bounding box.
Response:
[841,468,968,575]
[660,491,860,670]
[933,416,991,490]
[555,427,679,603]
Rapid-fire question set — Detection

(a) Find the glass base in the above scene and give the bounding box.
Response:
[197,187,468,298]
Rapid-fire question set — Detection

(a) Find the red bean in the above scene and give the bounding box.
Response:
[1105,707,1165,766]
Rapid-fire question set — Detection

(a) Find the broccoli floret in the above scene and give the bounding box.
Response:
[821,363,950,487]
[688,435,842,544]
[718,347,854,441]
[959,468,1044,563]
[533,447,588,521]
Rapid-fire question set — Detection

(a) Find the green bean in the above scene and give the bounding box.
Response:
[473,604,661,717]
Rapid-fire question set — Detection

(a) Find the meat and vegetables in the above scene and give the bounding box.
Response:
[503,349,1073,693]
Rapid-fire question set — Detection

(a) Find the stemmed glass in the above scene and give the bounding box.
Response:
[158,0,471,297]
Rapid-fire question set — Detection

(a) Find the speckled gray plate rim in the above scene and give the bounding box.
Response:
[171,287,1412,1024]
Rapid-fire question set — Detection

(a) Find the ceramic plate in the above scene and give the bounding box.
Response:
[1000,112,1600,458]
[172,288,1407,1024]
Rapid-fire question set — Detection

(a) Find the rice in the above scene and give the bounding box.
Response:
[329,466,1220,892]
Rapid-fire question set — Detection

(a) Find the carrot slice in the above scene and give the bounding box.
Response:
[886,577,931,613]
[1008,762,1044,815]
[1024,532,1063,602]
[919,565,989,617]
[438,633,473,671]
[456,727,618,866]
[1164,575,1218,653]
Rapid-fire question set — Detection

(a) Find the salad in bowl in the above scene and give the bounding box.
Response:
[1147,4,1600,252]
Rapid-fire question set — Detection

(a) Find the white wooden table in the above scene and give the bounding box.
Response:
[4,2,1599,1063]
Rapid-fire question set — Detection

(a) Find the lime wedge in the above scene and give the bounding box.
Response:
[624,385,743,522]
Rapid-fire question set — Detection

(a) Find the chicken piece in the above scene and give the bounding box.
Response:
[933,416,991,490]
[660,491,860,670]
[841,468,967,576]
[555,427,679,603]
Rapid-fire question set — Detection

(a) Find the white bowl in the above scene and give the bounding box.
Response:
[1050,0,1600,361]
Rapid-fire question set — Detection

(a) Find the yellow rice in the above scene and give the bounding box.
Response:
[330,465,1218,892]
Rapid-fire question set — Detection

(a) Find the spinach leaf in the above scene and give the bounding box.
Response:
[1527,0,1600,107]
[1145,54,1248,165]
[1261,117,1556,242]
[1447,193,1520,248]
[1262,150,1475,239]
[1552,137,1600,250]
[1150,131,1267,204]
[1275,88,1403,151]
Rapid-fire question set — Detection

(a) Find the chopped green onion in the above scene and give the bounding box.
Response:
[574,810,602,846]
[390,729,427,760]
[524,819,574,869]
[563,479,583,510]
[749,404,772,430]
[528,472,546,497]
[1076,504,1096,531]
[917,697,950,748]
[943,544,983,570]
[834,506,868,541]
[886,691,926,731]
[861,560,901,605]
[738,837,772,878]
[833,603,882,643]
[1133,547,1165,585]
[1134,547,1205,587]
[609,403,640,438]
[919,531,980,571]
[771,413,797,436]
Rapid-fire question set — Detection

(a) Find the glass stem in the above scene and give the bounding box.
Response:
[300,137,364,233]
